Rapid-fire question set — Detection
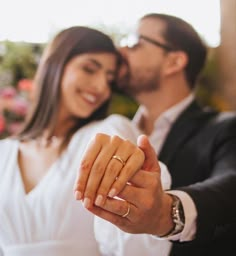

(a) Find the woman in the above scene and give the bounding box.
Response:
[0,26,142,255]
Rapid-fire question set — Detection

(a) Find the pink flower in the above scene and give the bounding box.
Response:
[0,86,17,99]
[0,84,30,138]
[11,97,29,116]
[0,115,6,133]
[17,79,34,92]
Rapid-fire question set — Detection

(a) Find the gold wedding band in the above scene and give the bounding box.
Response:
[122,201,131,218]
[112,155,126,167]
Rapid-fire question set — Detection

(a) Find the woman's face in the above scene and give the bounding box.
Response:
[60,52,117,120]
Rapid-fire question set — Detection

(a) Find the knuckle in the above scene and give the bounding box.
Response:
[111,135,122,145]
[123,139,133,148]
[93,162,105,176]
[80,159,92,172]
[94,133,108,141]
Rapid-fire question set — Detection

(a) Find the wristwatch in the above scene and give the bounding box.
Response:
[161,194,185,237]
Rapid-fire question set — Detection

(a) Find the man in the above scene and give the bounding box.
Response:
[75,13,236,255]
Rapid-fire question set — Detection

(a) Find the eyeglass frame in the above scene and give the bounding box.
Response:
[120,33,175,52]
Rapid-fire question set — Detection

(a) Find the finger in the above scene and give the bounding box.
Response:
[137,134,161,173]
[117,183,149,207]
[115,172,161,207]
[83,135,123,207]
[95,141,133,206]
[129,169,160,188]
[74,133,117,201]
[96,197,135,219]
[107,146,145,198]
[74,134,103,200]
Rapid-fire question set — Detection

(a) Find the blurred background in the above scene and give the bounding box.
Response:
[0,0,235,138]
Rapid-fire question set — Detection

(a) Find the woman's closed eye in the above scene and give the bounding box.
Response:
[82,66,96,74]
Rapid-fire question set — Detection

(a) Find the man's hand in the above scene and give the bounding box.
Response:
[84,135,174,236]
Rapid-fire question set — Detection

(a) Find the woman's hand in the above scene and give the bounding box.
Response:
[73,133,145,208]
[74,134,173,236]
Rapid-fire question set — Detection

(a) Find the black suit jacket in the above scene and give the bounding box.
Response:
[159,101,236,256]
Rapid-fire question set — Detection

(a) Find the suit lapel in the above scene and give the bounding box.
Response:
[159,101,216,165]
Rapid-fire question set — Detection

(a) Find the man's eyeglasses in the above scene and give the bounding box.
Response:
[120,34,174,51]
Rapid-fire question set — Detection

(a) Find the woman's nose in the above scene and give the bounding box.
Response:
[93,74,109,93]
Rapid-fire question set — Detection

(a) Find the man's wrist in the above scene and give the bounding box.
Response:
[159,194,185,237]
[156,193,174,236]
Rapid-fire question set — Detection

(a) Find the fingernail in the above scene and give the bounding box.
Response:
[108,188,117,198]
[83,198,91,209]
[75,191,82,200]
[95,195,103,206]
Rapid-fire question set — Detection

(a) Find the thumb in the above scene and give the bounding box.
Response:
[137,134,160,173]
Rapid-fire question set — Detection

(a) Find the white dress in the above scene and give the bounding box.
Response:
[0,115,138,256]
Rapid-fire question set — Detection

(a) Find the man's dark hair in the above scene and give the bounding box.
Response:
[142,13,207,88]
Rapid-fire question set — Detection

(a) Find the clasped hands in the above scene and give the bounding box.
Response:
[74,133,173,236]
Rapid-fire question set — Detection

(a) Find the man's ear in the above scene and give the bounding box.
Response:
[164,51,188,75]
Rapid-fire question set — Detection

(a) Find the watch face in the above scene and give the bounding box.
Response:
[171,195,185,235]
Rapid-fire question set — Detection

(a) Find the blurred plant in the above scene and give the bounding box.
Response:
[109,92,138,119]
[195,47,230,111]
[0,79,33,139]
[0,41,43,87]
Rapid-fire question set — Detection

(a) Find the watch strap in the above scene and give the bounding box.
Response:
[160,194,185,237]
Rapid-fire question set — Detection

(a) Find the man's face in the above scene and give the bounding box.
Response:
[118,18,171,97]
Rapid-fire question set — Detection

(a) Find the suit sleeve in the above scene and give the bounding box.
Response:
[179,118,236,243]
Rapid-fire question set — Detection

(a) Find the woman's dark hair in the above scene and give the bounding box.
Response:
[142,13,207,88]
[18,26,120,141]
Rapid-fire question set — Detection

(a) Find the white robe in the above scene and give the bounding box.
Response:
[0,115,138,256]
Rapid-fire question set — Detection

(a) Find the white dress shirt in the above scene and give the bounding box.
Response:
[133,93,197,243]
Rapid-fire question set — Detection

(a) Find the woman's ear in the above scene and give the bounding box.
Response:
[164,51,188,75]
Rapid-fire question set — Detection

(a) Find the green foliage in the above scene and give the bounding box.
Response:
[109,92,138,119]
[195,47,228,111]
[0,41,43,87]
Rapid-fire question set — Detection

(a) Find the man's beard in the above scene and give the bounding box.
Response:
[117,69,159,97]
